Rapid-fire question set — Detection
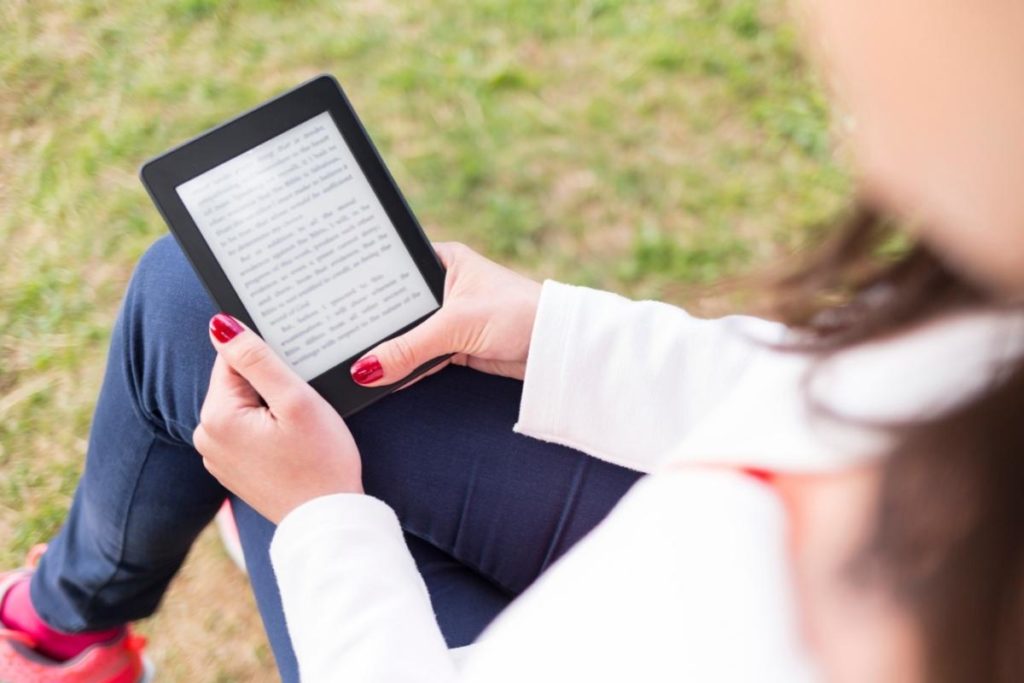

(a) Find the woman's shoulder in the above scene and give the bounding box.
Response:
[811,308,1024,421]
[666,308,1024,472]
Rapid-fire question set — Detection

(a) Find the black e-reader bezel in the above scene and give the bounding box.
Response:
[140,74,447,417]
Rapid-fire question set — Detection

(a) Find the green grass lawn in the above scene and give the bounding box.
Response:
[1,0,848,679]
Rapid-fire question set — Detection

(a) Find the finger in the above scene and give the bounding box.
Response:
[208,313,309,411]
[432,241,461,268]
[395,355,457,391]
[350,308,458,387]
[465,357,526,378]
[202,355,263,419]
[192,424,211,455]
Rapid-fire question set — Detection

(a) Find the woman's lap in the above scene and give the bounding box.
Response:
[31,235,641,679]
[233,365,642,677]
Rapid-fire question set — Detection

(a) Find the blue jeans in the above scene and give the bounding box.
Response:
[28,236,641,681]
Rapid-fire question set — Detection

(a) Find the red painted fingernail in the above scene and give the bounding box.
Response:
[210,313,244,343]
[351,355,383,385]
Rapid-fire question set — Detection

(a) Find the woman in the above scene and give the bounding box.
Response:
[2,0,1023,681]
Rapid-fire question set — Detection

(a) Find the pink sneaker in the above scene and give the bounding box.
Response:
[0,546,154,683]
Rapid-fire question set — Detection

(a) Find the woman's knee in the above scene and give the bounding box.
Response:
[118,235,218,442]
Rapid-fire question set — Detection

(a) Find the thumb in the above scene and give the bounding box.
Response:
[351,309,456,387]
[209,313,308,411]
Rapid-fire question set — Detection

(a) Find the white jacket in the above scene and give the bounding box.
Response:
[270,281,1024,682]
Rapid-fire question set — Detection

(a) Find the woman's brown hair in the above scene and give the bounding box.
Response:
[775,201,1024,682]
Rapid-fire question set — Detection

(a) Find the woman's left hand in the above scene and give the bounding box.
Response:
[194,313,364,524]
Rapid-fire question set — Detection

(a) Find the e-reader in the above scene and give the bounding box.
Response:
[140,74,446,417]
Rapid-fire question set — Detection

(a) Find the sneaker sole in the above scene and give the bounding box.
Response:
[138,655,156,683]
[215,502,247,574]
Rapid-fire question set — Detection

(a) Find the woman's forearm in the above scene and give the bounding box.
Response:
[514,281,790,473]
[270,495,458,683]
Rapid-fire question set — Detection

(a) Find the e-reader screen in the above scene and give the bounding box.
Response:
[176,111,439,381]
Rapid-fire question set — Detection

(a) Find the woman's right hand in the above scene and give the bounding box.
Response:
[349,242,542,387]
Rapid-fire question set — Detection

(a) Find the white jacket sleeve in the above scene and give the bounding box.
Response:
[514,281,789,473]
[270,494,457,683]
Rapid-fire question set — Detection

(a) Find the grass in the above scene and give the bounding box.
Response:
[0,0,848,679]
